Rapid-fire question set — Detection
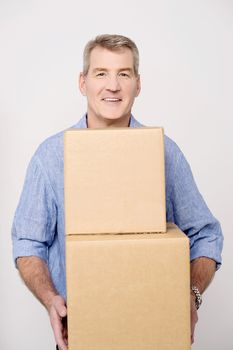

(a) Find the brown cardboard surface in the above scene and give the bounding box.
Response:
[66,223,191,350]
[64,127,166,234]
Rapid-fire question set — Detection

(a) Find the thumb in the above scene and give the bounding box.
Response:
[54,296,67,317]
[58,306,67,318]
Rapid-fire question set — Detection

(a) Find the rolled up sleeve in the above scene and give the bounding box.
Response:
[12,152,57,266]
[171,151,223,270]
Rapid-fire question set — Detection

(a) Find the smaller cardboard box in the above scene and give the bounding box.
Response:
[64,127,166,234]
[66,223,191,350]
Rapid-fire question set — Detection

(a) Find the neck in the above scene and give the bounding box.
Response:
[87,114,131,128]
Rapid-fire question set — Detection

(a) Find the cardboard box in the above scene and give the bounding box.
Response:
[66,223,190,350]
[64,127,166,234]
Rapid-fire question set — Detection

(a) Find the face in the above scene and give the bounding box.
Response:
[79,46,141,125]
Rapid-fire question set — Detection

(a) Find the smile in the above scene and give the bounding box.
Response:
[102,98,122,102]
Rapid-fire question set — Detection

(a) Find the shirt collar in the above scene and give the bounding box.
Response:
[72,114,144,129]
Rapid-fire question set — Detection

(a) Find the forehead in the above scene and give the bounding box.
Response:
[88,46,134,71]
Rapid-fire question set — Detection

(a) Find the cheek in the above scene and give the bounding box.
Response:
[124,83,139,98]
[85,81,104,97]
[87,80,105,95]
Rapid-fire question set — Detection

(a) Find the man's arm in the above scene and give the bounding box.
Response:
[191,256,216,294]
[17,256,68,350]
[190,257,216,344]
[165,141,223,344]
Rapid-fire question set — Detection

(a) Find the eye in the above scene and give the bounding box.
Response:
[119,72,130,78]
[96,72,106,77]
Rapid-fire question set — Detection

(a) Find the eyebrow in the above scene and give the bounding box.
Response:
[92,67,134,73]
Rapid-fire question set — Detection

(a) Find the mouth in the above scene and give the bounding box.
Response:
[102,98,122,102]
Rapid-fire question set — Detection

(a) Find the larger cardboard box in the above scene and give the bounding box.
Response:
[66,223,190,350]
[64,127,166,234]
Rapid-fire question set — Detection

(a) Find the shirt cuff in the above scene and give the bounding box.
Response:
[190,246,222,270]
[13,238,48,267]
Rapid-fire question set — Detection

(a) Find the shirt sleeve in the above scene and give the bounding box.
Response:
[171,150,223,270]
[11,152,57,266]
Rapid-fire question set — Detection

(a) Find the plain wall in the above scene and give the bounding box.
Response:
[1,0,232,349]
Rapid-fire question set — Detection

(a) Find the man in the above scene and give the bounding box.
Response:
[12,34,223,350]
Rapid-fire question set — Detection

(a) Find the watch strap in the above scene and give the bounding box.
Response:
[191,285,202,310]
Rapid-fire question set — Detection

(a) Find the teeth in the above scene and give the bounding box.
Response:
[103,98,121,101]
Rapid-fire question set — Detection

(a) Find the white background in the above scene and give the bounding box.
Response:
[1,0,232,349]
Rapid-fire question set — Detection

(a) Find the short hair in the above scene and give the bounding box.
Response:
[83,34,139,76]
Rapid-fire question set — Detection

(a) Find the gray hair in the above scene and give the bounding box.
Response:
[83,34,139,76]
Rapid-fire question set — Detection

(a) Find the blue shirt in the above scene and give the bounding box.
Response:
[12,115,223,299]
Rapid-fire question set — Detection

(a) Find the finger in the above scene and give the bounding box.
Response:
[53,321,68,350]
[190,294,198,344]
[58,306,67,318]
[62,317,68,345]
[54,297,67,318]
[191,309,198,344]
[50,309,68,350]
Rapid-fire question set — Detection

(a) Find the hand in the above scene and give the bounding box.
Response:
[190,293,198,344]
[48,295,68,350]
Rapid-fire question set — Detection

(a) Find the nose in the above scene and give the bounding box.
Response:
[105,75,121,92]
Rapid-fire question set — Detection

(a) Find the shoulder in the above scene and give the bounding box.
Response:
[164,135,184,183]
[164,134,183,161]
[33,122,80,166]
[36,129,64,158]
[133,118,184,169]
[27,124,79,194]
[133,117,182,159]
[31,130,64,172]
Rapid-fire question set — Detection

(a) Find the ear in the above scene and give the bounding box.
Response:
[79,72,86,96]
[135,74,141,97]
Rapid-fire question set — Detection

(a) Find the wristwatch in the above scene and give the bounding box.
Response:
[191,285,202,310]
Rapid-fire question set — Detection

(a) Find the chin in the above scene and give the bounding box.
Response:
[102,115,122,120]
[100,112,129,121]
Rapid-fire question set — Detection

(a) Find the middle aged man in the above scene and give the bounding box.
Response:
[12,34,223,350]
